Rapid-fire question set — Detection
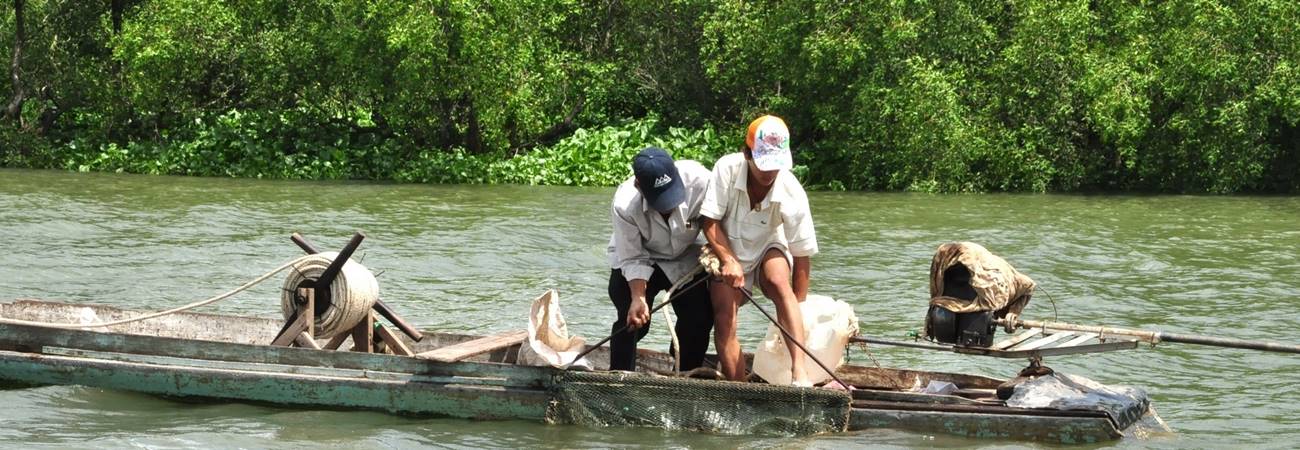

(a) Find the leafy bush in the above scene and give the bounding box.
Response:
[3,0,1298,193]
[395,117,733,186]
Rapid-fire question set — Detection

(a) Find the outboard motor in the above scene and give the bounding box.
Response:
[926,263,997,347]
[924,242,1037,348]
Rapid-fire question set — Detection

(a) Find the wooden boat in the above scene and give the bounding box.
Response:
[0,299,1153,444]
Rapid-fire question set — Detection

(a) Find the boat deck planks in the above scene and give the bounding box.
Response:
[416,330,528,362]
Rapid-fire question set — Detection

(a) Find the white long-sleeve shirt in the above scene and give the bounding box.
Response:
[606,160,712,283]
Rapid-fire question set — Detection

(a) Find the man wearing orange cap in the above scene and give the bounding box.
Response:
[699,115,819,385]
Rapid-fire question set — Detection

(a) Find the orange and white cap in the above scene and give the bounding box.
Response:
[746,115,792,171]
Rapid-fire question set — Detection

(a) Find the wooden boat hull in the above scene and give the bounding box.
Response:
[0,300,1150,443]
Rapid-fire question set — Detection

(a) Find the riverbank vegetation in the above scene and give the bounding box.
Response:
[2,1,1297,193]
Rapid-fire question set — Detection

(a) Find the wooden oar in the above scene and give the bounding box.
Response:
[1001,318,1300,354]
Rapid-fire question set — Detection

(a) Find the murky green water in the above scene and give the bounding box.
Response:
[1,168,1297,448]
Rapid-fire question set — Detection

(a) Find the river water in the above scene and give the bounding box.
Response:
[0,168,1296,449]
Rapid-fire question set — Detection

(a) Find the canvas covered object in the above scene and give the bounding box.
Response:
[928,242,1036,316]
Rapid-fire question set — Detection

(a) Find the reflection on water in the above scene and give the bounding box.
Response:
[1,168,1298,448]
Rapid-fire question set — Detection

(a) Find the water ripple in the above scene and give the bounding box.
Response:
[1,169,1298,447]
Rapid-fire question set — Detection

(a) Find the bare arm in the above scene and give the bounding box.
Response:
[792,256,811,301]
[702,217,745,288]
[627,279,650,329]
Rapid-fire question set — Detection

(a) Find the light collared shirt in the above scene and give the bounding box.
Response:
[699,152,818,272]
[607,160,712,283]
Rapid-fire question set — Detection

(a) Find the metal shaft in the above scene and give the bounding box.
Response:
[1003,318,1300,354]
[1160,332,1300,354]
[850,336,954,352]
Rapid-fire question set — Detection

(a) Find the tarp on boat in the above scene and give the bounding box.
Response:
[928,242,1036,316]
[1006,372,1151,431]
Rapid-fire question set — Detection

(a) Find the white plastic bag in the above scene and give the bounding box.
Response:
[752,295,859,385]
[517,289,591,368]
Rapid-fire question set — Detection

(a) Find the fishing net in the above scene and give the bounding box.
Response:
[546,371,851,436]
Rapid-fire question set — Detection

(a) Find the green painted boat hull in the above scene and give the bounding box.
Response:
[0,300,1152,443]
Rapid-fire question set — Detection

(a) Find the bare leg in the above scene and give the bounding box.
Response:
[757,248,810,384]
[709,279,745,381]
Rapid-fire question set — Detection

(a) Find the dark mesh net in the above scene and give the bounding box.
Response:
[546,371,850,436]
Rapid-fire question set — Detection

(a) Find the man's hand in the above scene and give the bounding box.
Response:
[627,297,650,330]
[702,218,745,288]
[721,258,745,288]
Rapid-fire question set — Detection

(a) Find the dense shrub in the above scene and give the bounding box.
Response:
[2,0,1297,193]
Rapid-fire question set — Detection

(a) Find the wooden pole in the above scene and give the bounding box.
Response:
[314,232,366,291]
[351,312,374,353]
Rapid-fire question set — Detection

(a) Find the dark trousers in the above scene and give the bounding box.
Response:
[607,267,714,371]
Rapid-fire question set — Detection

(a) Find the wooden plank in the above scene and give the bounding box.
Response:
[0,321,552,387]
[989,329,1042,350]
[849,407,1123,443]
[302,287,315,338]
[351,313,374,353]
[294,332,321,350]
[1011,331,1078,351]
[324,333,350,350]
[374,323,413,357]
[41,347,515,386]
[271,314,309,347]
[416,330,527,363]
[834,364,1005,390]
[853,399,1109,418]
[1059,332,1099,348]
[851,388,984,405]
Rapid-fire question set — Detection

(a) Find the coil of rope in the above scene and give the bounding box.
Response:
[280,251,379,338]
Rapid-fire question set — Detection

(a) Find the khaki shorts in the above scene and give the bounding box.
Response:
[713,244,793,294]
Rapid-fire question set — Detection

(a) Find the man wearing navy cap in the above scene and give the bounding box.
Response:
[605,147,714,371]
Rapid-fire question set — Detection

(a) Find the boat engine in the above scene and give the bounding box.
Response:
[926,306,996,347]
[924,242,1036,348]
[925,262,997,347]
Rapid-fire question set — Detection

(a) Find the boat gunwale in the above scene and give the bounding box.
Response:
[0,298,1148,443]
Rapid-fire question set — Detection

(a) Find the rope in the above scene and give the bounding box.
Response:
[662,305,680,372]
[279,252,379,338]
[661,264,702,373]
[0,254,318,329]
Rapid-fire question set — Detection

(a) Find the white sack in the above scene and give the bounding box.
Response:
[517,289,591,368]
[752,295,859,386]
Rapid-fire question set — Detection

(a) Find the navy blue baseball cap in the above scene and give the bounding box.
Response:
[632,147,685,212]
